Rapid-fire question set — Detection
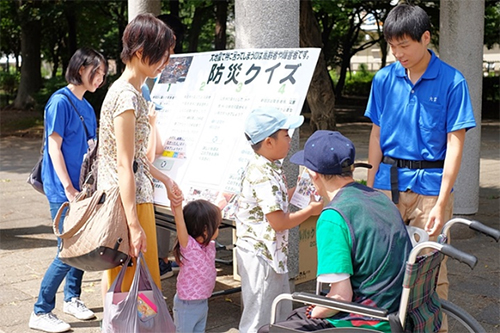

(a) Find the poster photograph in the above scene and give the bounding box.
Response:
[150,48,320,219]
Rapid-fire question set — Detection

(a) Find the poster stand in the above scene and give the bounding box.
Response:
[151,48,321,294]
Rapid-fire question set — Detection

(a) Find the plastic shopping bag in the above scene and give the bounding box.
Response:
[102,253,176,332]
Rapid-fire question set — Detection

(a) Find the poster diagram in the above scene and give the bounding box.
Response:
[150,48,320,219]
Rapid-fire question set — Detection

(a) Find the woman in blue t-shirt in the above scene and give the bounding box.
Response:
[29,48,108,333]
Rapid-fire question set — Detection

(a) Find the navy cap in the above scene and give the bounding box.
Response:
[290,130,371,175]
[245,107,304,145]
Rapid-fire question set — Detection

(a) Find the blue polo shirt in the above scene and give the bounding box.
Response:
[364,50,476,196]
[42,87,97,203]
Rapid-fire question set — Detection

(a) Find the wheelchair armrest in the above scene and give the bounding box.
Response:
[291,292,388,319]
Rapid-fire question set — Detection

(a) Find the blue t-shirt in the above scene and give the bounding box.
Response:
[42,87,96,203]
[364,50,476,195]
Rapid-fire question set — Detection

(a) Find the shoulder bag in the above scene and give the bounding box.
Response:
[53,186,130,271]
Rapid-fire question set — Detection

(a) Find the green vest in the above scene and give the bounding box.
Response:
[324,182,411,318]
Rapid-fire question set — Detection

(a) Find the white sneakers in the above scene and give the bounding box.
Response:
[29,298,95,332]
[29,312,70,333]
[63,297,95,320]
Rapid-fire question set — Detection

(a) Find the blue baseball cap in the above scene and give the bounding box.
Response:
[244,107,304,145]
[290,130,371,175]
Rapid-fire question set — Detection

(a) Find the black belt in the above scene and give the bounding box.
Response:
[382,156,444,204]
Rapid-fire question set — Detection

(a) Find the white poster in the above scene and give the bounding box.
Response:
[151,48,320,218]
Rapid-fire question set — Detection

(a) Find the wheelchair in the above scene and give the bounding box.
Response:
[269,218,500,332]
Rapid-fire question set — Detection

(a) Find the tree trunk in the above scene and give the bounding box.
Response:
[51,46,60,78]
[335,49,351,98]
[65,2,78,58]
[13,11,42,109]
[215,0,228,50]
[379,38,388,69]
[116,1,128,74]
[169,0,179,18]
[187,4,213,53]
[300,0,336,131]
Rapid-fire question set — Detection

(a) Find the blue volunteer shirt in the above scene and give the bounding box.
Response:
[42,87,97,203]
[364,50,476,196]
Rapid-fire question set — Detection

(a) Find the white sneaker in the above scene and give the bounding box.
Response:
[29,312,71,333]
[63,297,95,320]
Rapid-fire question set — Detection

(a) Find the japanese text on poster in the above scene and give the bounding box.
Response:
[150,48,320,218]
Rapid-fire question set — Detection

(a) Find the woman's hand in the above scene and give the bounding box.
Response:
[147,102,157,126]
[64,185,79,202]
[166,178,184,208]
[128,223,147,257]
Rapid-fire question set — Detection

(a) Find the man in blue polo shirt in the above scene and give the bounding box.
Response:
[364,4,476,332]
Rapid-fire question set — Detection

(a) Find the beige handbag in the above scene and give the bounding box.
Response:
[53,186,130,271]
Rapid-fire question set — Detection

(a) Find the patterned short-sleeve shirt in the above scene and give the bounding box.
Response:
[97,79,154,204]
[235,153,289,274]
[176,236,217,300]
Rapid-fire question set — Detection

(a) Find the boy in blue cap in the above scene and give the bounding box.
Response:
[259,130,412,332]
[235,107,324,333]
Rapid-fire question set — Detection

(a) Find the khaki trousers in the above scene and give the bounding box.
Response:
[381,190,453,332]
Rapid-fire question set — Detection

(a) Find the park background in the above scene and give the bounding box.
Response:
[0,0,498,332]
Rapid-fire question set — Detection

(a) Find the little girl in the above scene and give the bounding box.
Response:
[172,199,222,333]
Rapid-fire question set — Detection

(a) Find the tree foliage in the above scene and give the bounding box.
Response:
[0,0,497,111]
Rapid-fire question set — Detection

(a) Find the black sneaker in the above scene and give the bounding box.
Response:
[159,258,174,279]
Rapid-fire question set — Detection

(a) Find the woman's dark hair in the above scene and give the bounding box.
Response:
[121,13,175,66]
[65,47,108,87]
[173,199,222,265]
[383,4,431,42]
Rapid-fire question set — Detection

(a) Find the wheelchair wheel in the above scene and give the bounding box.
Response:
[441,299,485,333]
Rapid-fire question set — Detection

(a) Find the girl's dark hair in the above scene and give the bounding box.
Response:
[383,4,431,42]
[173,200,222,265]
[65,47,108,87]
[121,13,175,66]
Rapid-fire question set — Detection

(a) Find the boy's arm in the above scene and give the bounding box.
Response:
[266,198,323,232]
[310,278,353,319]
[425,129,466,236]
[367,124,382,187]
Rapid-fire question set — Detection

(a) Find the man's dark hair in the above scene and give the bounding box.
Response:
[121,13,175,66]
[65,47,108,87]
[383,4,431,42]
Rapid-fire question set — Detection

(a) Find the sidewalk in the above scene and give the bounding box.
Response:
[0,121,498,333]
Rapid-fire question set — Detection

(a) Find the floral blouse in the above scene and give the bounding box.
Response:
[97,79,154,204]
[235,153,290,274]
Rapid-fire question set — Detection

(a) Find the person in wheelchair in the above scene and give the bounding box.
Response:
[259,131,412,332]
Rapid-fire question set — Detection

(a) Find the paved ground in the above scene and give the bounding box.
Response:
[0,121,498,332]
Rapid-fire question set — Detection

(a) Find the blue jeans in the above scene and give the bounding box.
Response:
[33,202,84,314]
[173,293,208,333]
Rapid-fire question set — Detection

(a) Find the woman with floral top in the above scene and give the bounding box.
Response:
[98,13,183,292]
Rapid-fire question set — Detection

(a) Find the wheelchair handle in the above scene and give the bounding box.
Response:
[442,218,500,242]
[469,220,500,242]
[408,241,477,270]
[440,244,477,269]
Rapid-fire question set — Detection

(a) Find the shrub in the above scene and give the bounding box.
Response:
[343,64,374,96]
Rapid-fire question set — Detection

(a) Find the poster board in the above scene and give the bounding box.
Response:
[150,48,320,218]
